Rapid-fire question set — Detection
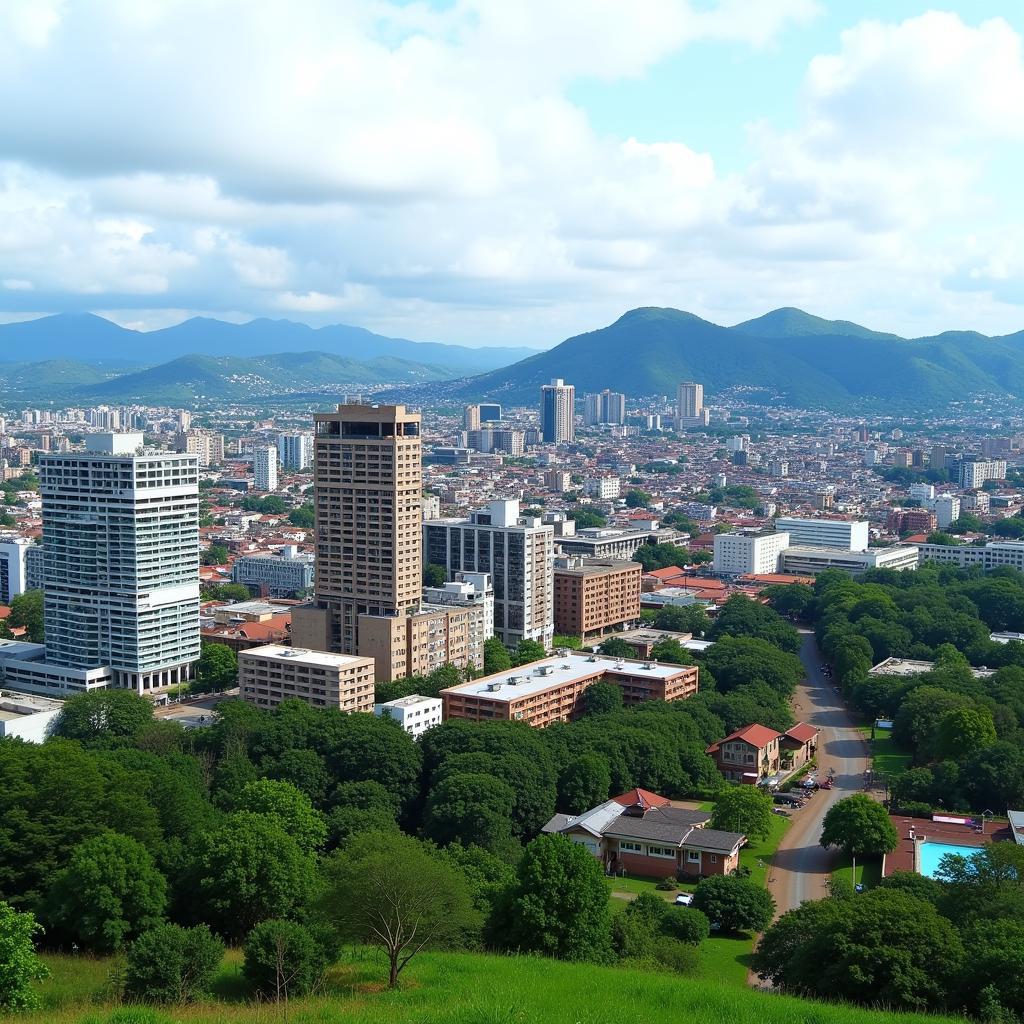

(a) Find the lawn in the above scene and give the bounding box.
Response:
[831,854,883,891]
[858,725,912,782]
[18,948,966,1024]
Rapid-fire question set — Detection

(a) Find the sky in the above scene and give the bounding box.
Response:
[3,1,1024,349]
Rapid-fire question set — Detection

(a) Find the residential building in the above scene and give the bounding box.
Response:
[706,724,782,783]
[917,539,1024,571]
[424,499,554,647]
[676,382,709,428]
[0,537,31,604]
[277,433,313,471]
[930,445,948,470]
[0,689,63,743]
[463,404,481,431]
[962,491,991,513]
[554,523,683,560]
[463,428,525,455]
[713,531,791,576]
[774,516,869,551]
[931,494,961,529]
[421,494,442,520]
[584,390,626,426]
[886,508,937,535]
[440,651,698,727]
[779,545,919,576]
[176,429,225,467]
[291,404,423,655]
[584,476,621,499]
[543,469,572,492]
[423,571,494,647]
[239,644,375,711]
[231,546,314,598]
[24,544,44,592]
[542,788,744,879]
[958,459,1007,490]
[374,694,443,736]
[552,557,642,639]
[909,482,936,502]
[253,446,278,491]
[540,379,575,444]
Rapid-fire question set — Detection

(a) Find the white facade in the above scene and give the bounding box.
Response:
[676,382,707,427]
[277,433,313,471]
[918,540,1024,570]
[0,689,63,742]
[958,460,1006,490]
[0,537,31,604]
[774,517,869,552]
[713,532,791,576]
[780,545,919,576]
[374,694,443,736]
[909,482,936,502]
[254,446,279,491]
[930,494,961,529]
[584,476,621,499]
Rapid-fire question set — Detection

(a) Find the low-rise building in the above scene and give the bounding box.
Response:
[440,651,698,727]
[779,544,918,576]
[239,644,375,712]
[869,657,995,680]
[552,557,641,639]
[374,694,443,736]
[917,540,1024,571]
[0,689,63,742]
[706,724,784,783]
[231,547,314,598]
[713,531,790,576]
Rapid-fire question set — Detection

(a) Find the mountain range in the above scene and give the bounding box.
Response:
[382,306,1024,411]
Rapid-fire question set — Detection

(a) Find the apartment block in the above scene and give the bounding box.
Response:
[774,516,869,551]
[239,644,375,712]
[374,694,443,736]
[176,429,225,467]
[958,459,1007,490]
[553,557,641,639]
[0,537,31,604]
[253,446,278,491]
[886,508,937,535]
[277,433,313,471]
[358,602,479,681]
[231,547,314,598]
[676,382,709,428]
[440,651,699,727]
[584,476,621,499]
[713,531,791,576]
[540,379,575,444]
[583,390,626,426]
[543,469,572,493]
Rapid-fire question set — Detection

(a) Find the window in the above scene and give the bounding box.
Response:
[710,854,718,863]
[686,851,701,863]
[619,841,641,853]
[648,846,676,859]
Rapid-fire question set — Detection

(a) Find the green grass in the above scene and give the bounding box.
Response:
[858,726,912,781]
[740,813,791,890]
[831,855,883,891]
[17,948,964,1024]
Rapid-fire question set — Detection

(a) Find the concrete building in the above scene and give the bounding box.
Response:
[24,544,44,592]
[423,571,494,647]
[917,539,1024,571]
[909,482,936,502]
[0,537,31,604]
[886,508,937,535]
[253,446,278,491]
[421,494,442,520]
[176,430,225,467]
[440,651,699,727]
[424,499,554,648]
[463,404,481,431]
[540,379,575,444]
[713,531,791,576]
[555,523,681,561]
[930,494,961,529]
[774,517,869,551]
[374,694,443,736]
[552,557,642,639]
[706,723,818,784]
[478,403,502,422]
[463,428,525,455]
[0,689,63,742]
[231,547,314,598]
[780,545,919,576]
[958,459,1007,490]
[676,382,709,428]
[239,644,375,712]
[584,476,621,499]
[543,469,572,493]
[277,433,313,471]
[930,445,948,470]
[584,390,626,426]
[292,404,423,656]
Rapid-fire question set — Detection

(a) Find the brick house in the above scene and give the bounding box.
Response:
[542,788,746,879]
[706,722,818,783]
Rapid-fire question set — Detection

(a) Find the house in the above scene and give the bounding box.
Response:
[705,722,819,782]
[541,788,745,879]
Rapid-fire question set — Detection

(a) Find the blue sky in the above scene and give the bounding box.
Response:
[2,1,1024,349]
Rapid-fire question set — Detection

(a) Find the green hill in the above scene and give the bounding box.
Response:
[28,948,962,1024]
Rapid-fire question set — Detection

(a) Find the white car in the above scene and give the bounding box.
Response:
[674,892,694,906]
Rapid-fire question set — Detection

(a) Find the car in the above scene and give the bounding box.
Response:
[674,892,694,906]
[772,807,791,817]
[800,778,820,790]
[774,793,803,806]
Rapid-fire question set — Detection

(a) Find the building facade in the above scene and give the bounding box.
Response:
[540,378,575,444]
[676,382,709,428]
[552,557,642,639]
[958,459,1007,490]
[277,433,313,471]
[253,446,279,491]
[239,644,375,712]
[0,537,31,604]
[774,516,869,551]
[712,531,791,576]
[583,390,626,426]
[231,548,314,598]
[373,694,443,736]
[780,544,919,576]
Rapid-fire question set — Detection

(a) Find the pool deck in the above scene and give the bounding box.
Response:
[883,814,1013,877]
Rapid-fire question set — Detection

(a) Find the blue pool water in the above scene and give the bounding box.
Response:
[919,840,981,879]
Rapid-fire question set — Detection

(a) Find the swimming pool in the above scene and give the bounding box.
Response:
[918,840,982,879]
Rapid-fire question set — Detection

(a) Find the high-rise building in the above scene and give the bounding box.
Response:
[478,404,502,423]
[540,379,575,444]
[0,537,31,604]
[463,405,481,431]
[584,390,626,426]
[292,404,423,655]
[957,459,1006,490]
[253,446,278,491]
[424,499,554,648]
[774,517,869,552]
[930,445,947,470]
[17,434,200,693]
[277,433,313,471]
[176,429,224,468]
[676,382,708,428]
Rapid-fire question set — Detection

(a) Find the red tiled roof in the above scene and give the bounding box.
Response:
[707,723,782,754]
[646,567,686,580]
[612,787,670,810]
[785,723,819,743]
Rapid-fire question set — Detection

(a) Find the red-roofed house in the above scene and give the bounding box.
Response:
[706,724,784,783]
[781,723,819,769]
[611,788,671,811]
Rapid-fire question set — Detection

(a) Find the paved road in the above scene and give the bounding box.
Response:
[765,630,870,917]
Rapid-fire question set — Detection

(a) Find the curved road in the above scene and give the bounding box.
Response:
[765,630,870,917]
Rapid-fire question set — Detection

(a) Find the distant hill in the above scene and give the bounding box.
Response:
[385,306,1024,410]
[0,314,536,376]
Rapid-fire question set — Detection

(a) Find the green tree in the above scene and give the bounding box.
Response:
[557,754,611,814]
[958,919,1024,1018]
[202,582,252,602]
[288,503,314,528]
[581,681,624,715]
[653,604,710,636]
[483,636,512,674]
[8,590,43,643]
[761,584,815,618]
[710,785,773,842]
[0,901,48,1013]
[933,705,996,762]
[649,637,692,665]
[494,834,612,962]
[423,562,447,587]
[820,795,898,860]
[423,773,517,853]
[53,690,155,744]
[598,636,634,658]
[624,489,653,508]
[662,906,710,945]
[568,508,607,529]
[514,639,547,665]
[321,830,476,989]
[194,642,238,693]
[44,831,167,952]
[692,875,774,933]
[243,918,331,1001]
[192,812,319,941]
[200,543,229,565]
[125,923,224,1004]
[236,779,327,853]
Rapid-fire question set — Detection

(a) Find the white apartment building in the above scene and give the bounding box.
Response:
[780,545,919,576]
[917,540,1024,571]
[424,499,554,648]
[239,644,375,712]
[676,382,709,428]
[713,532,791,576]
[958,459,1007,490]
[278,433,313,471]
[374,694,443,736]
[0,537,31,604]
[774,517,869,552]
[930,494,961,529]
[253,446,279,491]
[584,476,621,499]
[909,482,936,502]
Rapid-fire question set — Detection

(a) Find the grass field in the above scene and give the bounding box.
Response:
[15,947,966,1024]
[831,855,883,891]
[858,725,912,781]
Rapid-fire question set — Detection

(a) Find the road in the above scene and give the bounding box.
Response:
[765,630,870,917]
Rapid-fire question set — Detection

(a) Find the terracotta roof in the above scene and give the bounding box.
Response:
[646,567,686,580]
[707,723,782,754]
[741,573,816,585]
[612,788,671,810]
[785,723,819,743]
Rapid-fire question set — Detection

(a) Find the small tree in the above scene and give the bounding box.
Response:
[662,906,710,945]
[483,637,512,674]
[125,923,224,1004]
[243,919,331,1001]
[514,639,547,665]
[422,563,447,588]
[820,795,899,865]
[0,901,48,1013]
[320,830,476,989]
[598,636,634,658]
[692,875,775,934]
[581,681,624,716]
[710,786,774,842]
[194,643,238,693]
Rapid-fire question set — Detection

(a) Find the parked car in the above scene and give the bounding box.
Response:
[674,892,694,906]
[800,778,820,790]
[772,807,791,817]
[774,793,803,807]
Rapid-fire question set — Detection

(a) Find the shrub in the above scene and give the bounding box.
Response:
[655,877,678,891]
[651,937,701,974]
[243,919,331,999]
[892,801,934,819]
[124,923,224,1004]
[661,907,710,945]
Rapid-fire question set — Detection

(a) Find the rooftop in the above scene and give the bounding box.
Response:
[0,689,64,720]
[869,657,995,679]
[240,644,373,670]
[377,694,441,709]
